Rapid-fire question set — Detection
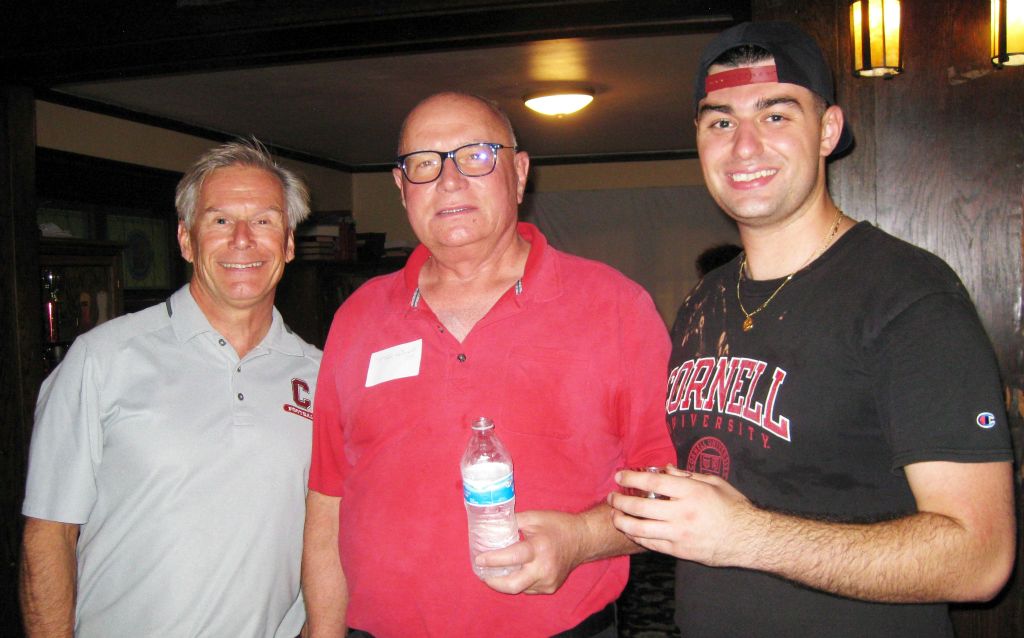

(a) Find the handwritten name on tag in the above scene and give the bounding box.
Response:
[366,339,422,387]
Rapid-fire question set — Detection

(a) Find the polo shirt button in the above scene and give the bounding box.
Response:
[457,353,467,362]
[218,338,226,346]
[236,366,241,372]
[237,393,244,401]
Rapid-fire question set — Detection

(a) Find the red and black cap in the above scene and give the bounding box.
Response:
[693,21,853,157]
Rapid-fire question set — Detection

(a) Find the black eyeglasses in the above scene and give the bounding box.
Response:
[395,142,517,184]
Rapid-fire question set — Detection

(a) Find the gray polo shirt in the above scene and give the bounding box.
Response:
[24,285,321,637]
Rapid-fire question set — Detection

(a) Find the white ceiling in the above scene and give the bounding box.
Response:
[55,31,718,169]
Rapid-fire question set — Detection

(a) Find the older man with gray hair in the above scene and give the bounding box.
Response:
[20,138,322,637]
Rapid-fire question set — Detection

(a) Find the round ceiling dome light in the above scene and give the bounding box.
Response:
[523,91,594,116]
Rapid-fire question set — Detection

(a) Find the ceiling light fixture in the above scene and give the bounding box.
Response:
[523,91,594,116]
[992,0,1024,67]
[850,0,903,77]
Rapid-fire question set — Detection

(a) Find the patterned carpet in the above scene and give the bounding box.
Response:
[618,551,681,638]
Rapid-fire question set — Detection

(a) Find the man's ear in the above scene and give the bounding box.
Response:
[392,168,408,209]
[820,105,845,157]
[514,151,530,204]
[284,229,295,264]
[177,221,193,263]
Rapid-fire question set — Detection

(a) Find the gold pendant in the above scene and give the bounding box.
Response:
[743,316,753,332]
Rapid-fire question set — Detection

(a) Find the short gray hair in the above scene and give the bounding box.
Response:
[175,137,311,230]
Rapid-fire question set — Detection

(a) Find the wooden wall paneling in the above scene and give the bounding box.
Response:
[871,1,1022,373]
[0,86,39,638]
[867,2,955,259]
[830,7,881,226]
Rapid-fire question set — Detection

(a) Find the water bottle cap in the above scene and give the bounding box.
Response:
[471,417,494,431]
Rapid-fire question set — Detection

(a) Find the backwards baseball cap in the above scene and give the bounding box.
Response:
[693,21,853,157]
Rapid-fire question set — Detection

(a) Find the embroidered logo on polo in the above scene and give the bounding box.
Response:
[283,377,313,420]
[976,412,997,429]
[667,356,790,447]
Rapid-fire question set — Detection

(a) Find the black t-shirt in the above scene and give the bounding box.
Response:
[667,222,1012,638]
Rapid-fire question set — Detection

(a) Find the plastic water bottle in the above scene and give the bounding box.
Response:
[460,417,520,579]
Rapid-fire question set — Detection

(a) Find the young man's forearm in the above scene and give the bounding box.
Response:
[734,463,1015,602]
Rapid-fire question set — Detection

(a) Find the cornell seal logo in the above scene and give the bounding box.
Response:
[686,436,730,479]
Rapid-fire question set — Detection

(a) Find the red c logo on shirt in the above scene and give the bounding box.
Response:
[291,378,311,408]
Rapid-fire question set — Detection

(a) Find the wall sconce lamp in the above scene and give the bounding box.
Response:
[992,0,1024,66]
[850,0,903,77]
[523,91,594,116]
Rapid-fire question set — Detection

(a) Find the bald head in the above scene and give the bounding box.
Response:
[396,92,518,156]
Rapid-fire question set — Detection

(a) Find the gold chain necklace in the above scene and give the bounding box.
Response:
[736,209,845,332]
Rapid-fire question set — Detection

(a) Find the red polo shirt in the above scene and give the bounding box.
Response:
[310,223,671,637]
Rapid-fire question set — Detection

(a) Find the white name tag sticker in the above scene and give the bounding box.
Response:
[366,339,422,387]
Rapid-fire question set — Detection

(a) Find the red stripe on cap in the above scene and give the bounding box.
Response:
[705,65,779,93]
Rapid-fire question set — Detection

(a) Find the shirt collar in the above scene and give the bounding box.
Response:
[167,284,305,356]
[402,221,555,309]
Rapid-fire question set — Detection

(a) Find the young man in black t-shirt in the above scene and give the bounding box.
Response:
[608,21,1015,638]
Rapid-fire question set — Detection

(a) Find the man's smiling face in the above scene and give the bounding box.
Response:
[696,62,840,230]
[179,165,294,313]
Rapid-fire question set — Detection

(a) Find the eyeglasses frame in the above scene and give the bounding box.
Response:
[395,142,518,184]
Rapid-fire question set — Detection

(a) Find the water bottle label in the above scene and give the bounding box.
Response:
[463,472,515,506]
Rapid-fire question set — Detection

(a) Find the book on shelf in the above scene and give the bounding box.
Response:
[296,248,339,257]
[295,211,358,261]
[296,235,339,245]
[296,224,342,238]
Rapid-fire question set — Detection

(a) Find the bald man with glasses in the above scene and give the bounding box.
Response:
[302,92,673,638]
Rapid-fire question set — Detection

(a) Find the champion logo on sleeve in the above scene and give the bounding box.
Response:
[976,412,997,429]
